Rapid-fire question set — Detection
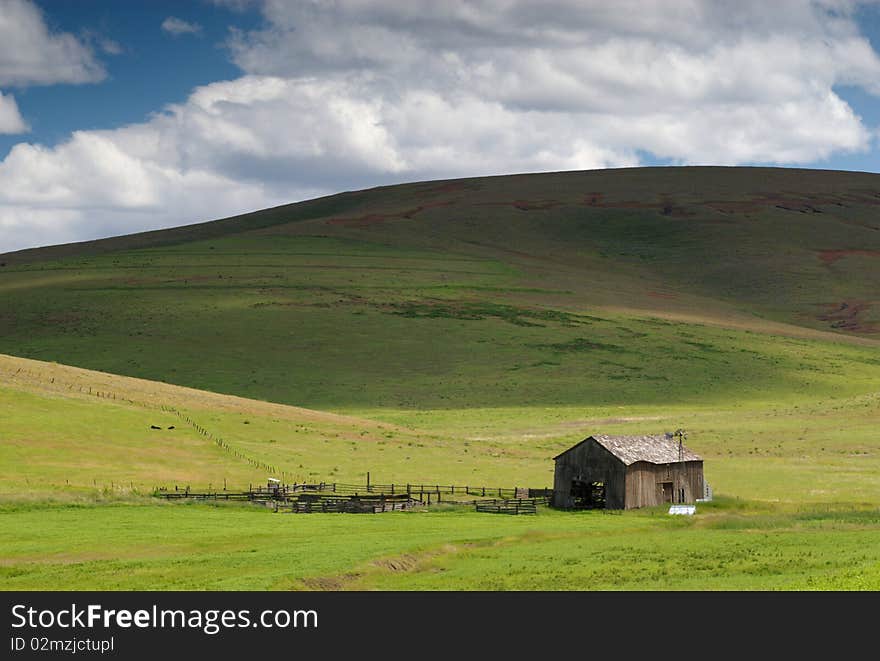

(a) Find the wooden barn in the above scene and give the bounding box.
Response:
[552,433,703,510]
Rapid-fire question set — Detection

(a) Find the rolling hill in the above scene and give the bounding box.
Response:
[3,166,880,590]
[1,166,879,417]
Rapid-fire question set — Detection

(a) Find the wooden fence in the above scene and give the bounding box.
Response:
[156,481,553,514]
[184,481,531,500]
[269,482,523,499]
[474,498,540,515]
[274,496,421,514]
[159,490,253,501]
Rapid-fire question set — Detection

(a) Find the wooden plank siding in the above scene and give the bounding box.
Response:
[552,439,627,509]
[625,460,704,509]
[553,435,705,510]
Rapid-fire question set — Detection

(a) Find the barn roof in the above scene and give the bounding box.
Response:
[554,434,702,465]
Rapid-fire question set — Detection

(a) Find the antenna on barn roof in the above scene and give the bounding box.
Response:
[673,429,687,462]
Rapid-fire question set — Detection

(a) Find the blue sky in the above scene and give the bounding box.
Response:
[0,1,258,154]
[3,0,880,252]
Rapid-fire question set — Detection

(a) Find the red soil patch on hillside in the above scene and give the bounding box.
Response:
[817,249,880,266]
[706,190,880,215]
[815,300,879,334]
[583,192,692,217]
[706,195,824,214]
[415,181,479,196]
[584,192,656,210]
[475,199,564,211]
[325,200,454,228]
[647,290,678,299]
[583,188,880,218]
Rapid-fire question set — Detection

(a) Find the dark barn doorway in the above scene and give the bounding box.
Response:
[570,480,606,509]
[661,482,673,503]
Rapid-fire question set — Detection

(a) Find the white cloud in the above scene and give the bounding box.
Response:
[0,91,27,134]
[0,0,104,86]
[225,0,880,165]
[3,0,880,253]
[99,39,124,56]
[161,17,203,37]
[0,74,637,252]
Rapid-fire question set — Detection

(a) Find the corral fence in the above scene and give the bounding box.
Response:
[274,494,421,514]
[159,490,253,501]
[266,482,524,499]
[155,482,553,513]
[474,498,541,515]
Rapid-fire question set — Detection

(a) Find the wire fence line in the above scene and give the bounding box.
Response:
[5,364,554,511]
[3,363,292,484]
[158,405,290,480]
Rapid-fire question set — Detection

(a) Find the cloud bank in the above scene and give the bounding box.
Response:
[3,0,880,252]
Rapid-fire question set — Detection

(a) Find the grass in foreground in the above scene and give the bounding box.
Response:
[2,500,878,590]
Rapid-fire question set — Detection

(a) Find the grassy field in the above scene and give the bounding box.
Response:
[1,166,879,590]
[3,500,879,590]
[1,338,879,590]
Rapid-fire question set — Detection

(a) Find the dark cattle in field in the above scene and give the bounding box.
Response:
[150,425,162,429]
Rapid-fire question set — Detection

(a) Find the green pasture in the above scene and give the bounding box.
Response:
[1,232,879,414]
[1,340,879,590]
[2,500,879,590]
[2,314,879,501]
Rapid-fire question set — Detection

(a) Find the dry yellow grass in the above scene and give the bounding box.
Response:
[0,352,395,427]
[0,352,420,497]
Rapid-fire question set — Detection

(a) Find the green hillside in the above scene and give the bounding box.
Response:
[3,166,880,590]
[2,167,879,416]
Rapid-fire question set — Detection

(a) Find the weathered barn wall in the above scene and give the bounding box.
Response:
[625,460,704,508]
[553,440,626,509]
[554,436,705,510]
